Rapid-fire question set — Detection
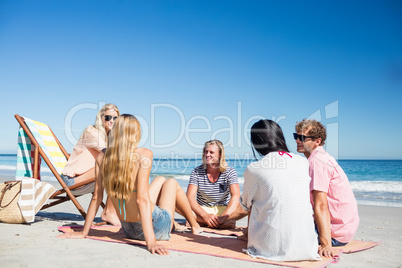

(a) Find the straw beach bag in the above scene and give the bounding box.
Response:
[0,181,25,224]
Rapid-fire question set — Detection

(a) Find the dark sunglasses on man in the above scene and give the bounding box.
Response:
[104,115,118,121]
[293,133,315,142]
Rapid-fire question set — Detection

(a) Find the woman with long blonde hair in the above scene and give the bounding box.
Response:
[59,114,202,255]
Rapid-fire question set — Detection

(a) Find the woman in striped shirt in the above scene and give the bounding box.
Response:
[186,140,247,229]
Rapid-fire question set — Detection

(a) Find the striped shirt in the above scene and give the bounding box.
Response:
[189,165,238,207]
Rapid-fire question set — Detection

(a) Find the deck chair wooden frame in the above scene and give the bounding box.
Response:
[15,114,104,219]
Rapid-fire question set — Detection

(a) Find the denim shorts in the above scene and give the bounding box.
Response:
[315,223,348,247]
[61,174,76,187]
[330,237,348,247]
[121,206,172,241]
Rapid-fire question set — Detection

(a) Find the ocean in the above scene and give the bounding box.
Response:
[1,154,401,207]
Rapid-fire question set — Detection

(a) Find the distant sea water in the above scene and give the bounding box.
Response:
[1,154,401,207]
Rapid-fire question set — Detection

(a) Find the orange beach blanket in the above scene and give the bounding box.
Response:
[59,225,350,268]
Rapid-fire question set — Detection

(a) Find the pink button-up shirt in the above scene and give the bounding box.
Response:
[309,146,359,243]
[62,126,107,177]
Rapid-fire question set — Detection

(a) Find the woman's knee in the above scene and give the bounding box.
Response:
[153,176,166,183]
[163,178,179,190]
[149,176,167,203]
[150,176,166,189]
[164,178,178,185]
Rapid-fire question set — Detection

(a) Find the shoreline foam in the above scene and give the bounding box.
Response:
[1,174,401,208]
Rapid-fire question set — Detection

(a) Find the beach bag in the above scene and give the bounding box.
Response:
[0,181,25,223]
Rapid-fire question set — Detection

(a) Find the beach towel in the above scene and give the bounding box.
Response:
[25,117,67,175]
[18,178,57,223]
[16,117,67,181]
[200,226,380,254]
[16,126,41,180]
[59,225,340,268]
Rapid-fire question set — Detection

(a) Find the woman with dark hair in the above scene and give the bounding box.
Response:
[249,119,290,157]
[240,119,320,262]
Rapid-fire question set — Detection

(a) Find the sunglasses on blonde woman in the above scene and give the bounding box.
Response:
[104,115,118,121]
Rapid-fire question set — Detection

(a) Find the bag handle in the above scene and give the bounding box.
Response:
[0,181,21,208]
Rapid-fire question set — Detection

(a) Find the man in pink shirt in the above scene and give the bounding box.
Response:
[294,119,359,258]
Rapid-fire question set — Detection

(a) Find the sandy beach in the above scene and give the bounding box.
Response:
[1,177,401,268]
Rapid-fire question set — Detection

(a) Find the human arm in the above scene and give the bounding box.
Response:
[238,166,256,213]
[186,184,220,228]
[57,151,105,238]
[237,211,250,241]
[313,190,334,258]
[236,166,257,238]
[237,175,252,241]
[136,149,169,255]
[81,126,107,152]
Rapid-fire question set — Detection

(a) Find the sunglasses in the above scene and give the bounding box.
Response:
[293,133,315,142]
[104,115,118,121]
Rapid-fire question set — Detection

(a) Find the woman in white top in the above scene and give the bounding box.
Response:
[240,119,320,262]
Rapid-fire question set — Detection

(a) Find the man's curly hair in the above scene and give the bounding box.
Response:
[295,119,326,146]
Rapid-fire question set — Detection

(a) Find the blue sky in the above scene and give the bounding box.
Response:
[1,1,401,159]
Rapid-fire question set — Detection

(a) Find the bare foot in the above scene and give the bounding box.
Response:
[238,228,248,241]
[101,210,121,226]
[188,221,203,234]
[191,225,203,235]
[173,220,189,232]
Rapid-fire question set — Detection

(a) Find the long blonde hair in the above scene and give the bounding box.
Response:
[102,114,141,199]
[202,140,228,172]
[93,103,120,143]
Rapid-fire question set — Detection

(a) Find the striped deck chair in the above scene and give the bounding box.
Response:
[15,114,103,219]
